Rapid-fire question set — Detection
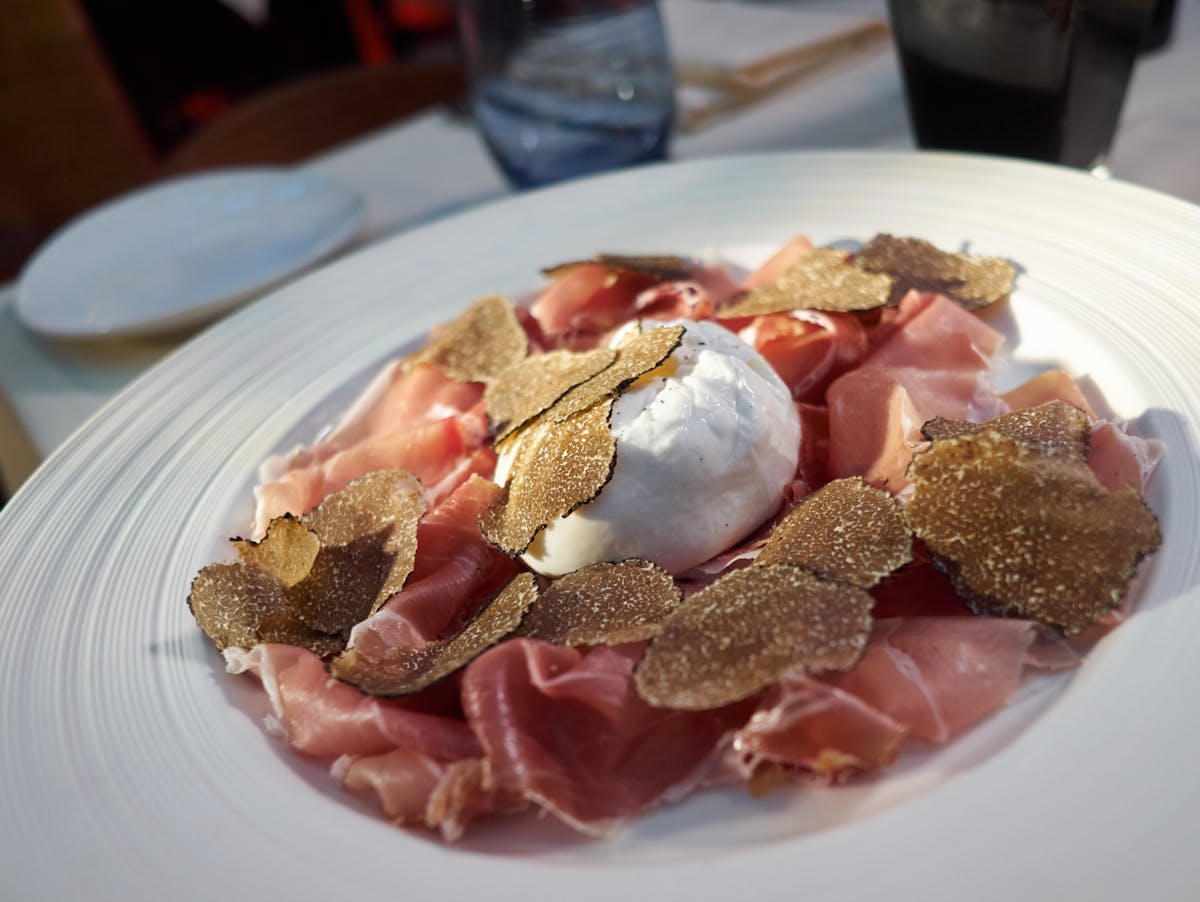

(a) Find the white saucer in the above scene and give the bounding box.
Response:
[15,168,364,338]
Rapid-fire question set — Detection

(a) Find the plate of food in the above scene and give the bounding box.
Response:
[1,151,1197,902]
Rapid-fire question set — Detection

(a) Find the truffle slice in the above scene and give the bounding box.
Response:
[717,247,894,318]
[480,398,618,555]
[518,559,681,646]
[405,294,527,383]
[188,470,425,655]
[188,560,346,657]
[256,610,348,658]
[330,572,540,696]
[635,564,874,710]
[484,347,617,443]
[547,323,685,423]
[232,515,320,586]
[189,563,287,652]
[481,326,685,555]
[905,429,1161,634]
[289,470,426,634]
[543,254,693,281]
[920,400,1091,460]
[855,234,1014,310]
[758,477,913,588]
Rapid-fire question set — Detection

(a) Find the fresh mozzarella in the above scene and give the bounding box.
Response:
[499,320,800,575]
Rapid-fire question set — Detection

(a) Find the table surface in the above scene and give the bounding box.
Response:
[3,0,1198,480]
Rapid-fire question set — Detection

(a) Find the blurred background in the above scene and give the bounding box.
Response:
[0,0,463,280]
[1,0,1186,285]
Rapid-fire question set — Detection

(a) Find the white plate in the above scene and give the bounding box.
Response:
[14,168,364,338]
[2,152,1198,901]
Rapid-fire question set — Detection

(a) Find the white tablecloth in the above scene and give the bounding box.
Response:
[3,0,1198,467]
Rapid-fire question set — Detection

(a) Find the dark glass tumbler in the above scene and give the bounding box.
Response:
[887,0,1153,171]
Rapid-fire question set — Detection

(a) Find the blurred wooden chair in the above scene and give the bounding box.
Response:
[161,60,465,174]
[0,0,464,279]
[0,0,156,279]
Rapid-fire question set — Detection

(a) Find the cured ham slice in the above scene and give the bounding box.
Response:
[827,366,1003,489]
[409,474,508,584]
[323,362,484,449]
[254,415,479,534]
[827,293,1007,489]
[793,401,831,492]
[1001,369,1097,417]
[1000,370,1161,492]
[688,263,741,304]
[863,291,1005,371]
[633,280,715,322]
[348,475,522,659]
[223,644,481,761]
[826,369,922,490]
[827,617,1061,744]
[252,363,488,536]
[740,312,868,403]
[530,264,658,339]
[423,758,525,839]
[335,748,448,824]
[531,261,739,346]
[260,363,482,484]
[742,234,814,289]
[423,445,497,509]
[870,546,970,620]
[733,673,906,778]
[461,639,752,834]
[1089,421,1163,493]
[335,752,520,840]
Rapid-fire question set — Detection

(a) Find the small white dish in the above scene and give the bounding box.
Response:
[15,168,364,338]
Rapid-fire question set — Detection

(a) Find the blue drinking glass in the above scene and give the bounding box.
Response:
[456,0,675,189]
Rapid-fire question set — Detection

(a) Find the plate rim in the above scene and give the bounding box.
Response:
[3,149,1200,902]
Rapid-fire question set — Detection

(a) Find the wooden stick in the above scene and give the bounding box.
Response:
[734,20,891,90]
[677,20,892,133]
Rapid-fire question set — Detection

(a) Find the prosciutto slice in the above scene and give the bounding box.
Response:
[335,752,520,840]
[348,475,521,659]
[322,362,483,449]
[224,644,481,761]
[827,293,1007,489]
[1089,421,1163,492]
[461,639,752,834]
[870,549,971,620]
[530,264,659,341]
[253,364,486,535]
[827,617,1065,744]
[742,234,814,288]
[732,673,906,778]
[864,291,1005,370]
[633,280,715,322]
[1001,369,1096,416]
[740,311,868,403]
[1000,369,1162,492]
[334,748,450,824]
[258,416,481,528]
[531,261,739,347]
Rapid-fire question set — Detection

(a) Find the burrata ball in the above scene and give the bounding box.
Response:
[497,319,800,575]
